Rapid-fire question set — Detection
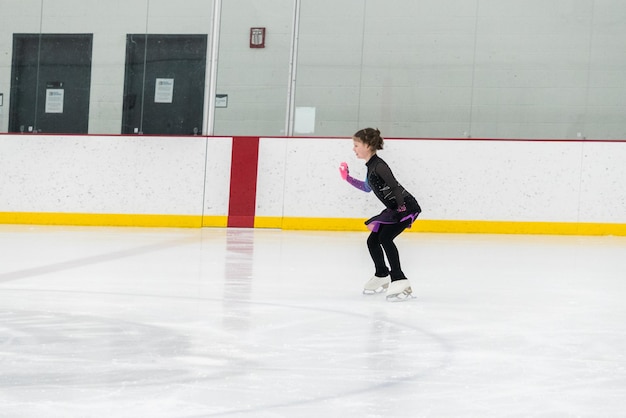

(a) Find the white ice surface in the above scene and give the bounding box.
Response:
[1,226,626,417]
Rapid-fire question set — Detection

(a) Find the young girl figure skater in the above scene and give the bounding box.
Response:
[339,128,421,301]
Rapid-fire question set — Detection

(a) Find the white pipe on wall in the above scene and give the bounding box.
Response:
[284,0,301,136]
[204,0,222,136]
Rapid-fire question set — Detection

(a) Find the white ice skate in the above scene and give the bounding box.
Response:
[363,275,391,294]
[386,279,414,301]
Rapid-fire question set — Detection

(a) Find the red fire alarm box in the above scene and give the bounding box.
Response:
[250,27,266,48]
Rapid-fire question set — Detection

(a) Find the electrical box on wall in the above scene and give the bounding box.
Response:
[250,27,266,48]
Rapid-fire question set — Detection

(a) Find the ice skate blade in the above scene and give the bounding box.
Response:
[363,283,389,295]
[386,289,415,302]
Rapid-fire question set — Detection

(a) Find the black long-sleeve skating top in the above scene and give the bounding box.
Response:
[365,154,421,213]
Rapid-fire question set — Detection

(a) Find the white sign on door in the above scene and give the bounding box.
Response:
[155,78,174,103]
[45,89,64,113]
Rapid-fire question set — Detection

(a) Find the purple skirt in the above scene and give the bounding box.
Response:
[365,208,420,232]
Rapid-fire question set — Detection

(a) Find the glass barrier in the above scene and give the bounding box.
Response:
[1,0,625,138]
[3,0,216,136]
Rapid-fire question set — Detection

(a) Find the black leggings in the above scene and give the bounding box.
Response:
[366,219,411,281]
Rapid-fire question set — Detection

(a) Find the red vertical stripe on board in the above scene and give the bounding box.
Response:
[227,136,260,227]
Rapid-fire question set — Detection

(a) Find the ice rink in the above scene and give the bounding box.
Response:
[1,225,625,417]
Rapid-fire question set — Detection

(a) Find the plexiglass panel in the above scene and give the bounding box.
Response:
[1,0,626,138]
[2,0,214,135]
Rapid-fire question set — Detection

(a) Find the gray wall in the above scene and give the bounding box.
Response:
[215,0,293,135]
[295,0,626,139]
[0,0,625,139]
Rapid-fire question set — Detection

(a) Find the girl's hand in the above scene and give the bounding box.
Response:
[395,204,407,220]
[339,162,349,180]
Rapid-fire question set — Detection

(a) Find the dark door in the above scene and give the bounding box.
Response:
[9,34,93,134]
[122,34,207,135]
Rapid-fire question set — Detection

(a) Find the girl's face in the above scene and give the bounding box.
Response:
[352,137,374,160]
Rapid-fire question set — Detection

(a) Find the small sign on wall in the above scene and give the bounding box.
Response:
[155,78,174,103]
[45,89,64,114]
[294,107,316,134]
[215,94,228,108]
[250,27,266,48]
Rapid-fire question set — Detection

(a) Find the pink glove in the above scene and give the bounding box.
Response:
[340,162,372,192]
[339,162,349,181]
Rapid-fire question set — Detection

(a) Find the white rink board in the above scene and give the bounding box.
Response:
[0,135,210,215]
[1,134,626,225]
[202,137,232,216]
[255,138,289,218]
[257,137,626,224]
[579,142,626,223]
